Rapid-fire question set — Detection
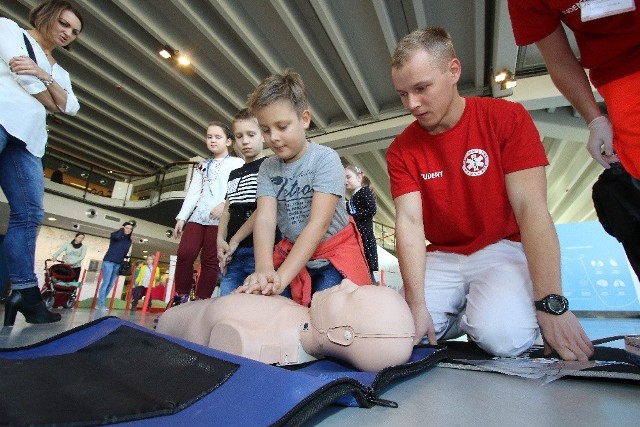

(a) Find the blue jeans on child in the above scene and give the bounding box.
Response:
[97,261,121,308]
[309,263,344,293]
[279,263,344,300]
[219,247,256,296]
[0,125,45,290]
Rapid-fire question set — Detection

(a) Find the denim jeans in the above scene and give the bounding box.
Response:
[308,262,344,293]
[219,246,256,296]
[268,263,344,300]
[98,261,121,307]
[0,125,44,290]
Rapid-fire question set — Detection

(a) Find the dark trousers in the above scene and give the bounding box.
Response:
[174,222,219,299]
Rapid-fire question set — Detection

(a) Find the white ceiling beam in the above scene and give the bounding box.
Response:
[412,0,428,29]
[272,0,358,122]
[108,1,237,118]
[170,0,263,87]
[473,0,487,89]
[529,108,590,144]
[372,0,399,55]
[508,74,603,111]
[491,0,517,98]
[211,0,328,128]
[77,2,218,130]
[310,0,380,117]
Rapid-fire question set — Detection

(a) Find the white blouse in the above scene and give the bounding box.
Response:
[176,156,245,225]
[0,18,80,158]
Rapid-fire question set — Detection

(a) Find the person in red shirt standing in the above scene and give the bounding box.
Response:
[508,0,640,181]
[387,27,593,360]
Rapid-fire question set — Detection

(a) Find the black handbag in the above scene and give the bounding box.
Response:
[119,259,132,276]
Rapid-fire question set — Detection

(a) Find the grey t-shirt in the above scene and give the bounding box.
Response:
[257,141,348,244]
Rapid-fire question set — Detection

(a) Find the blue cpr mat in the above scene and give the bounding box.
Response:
[0,317,446,426]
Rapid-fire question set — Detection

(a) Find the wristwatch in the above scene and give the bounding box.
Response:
[534,294,569,315]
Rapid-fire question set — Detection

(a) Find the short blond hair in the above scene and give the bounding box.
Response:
[391,27,456,70]
[247,69,308,117]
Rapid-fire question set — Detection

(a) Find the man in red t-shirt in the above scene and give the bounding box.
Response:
[387,27,593,360]
[508,0,640,180]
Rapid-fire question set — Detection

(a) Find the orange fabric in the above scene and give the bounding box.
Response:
[273,217,371,306]
[598,70,640,179]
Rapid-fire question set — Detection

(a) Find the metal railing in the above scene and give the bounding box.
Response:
[43,152,200,208]
[374,220,396,253]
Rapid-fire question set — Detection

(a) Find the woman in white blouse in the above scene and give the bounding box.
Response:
[1,0,82,327]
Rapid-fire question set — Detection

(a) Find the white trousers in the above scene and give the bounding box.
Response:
[424,240,539,357]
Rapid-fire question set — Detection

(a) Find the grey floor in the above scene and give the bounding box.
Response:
[1,305,639,426]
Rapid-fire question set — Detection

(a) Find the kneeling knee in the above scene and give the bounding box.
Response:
[468,325,537,357]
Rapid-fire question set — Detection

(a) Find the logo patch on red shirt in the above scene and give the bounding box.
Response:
[462,149,489,176]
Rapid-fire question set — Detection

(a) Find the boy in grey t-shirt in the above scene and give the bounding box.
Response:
[257,141,348,246]
[237,69,371,306]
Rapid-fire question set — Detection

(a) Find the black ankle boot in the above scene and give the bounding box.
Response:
[3,287,62,327]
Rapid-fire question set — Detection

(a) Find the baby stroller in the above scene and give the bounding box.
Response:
[41,259,80,309]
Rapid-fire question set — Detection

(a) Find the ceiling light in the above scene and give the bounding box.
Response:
[494,69,516,90]
[503,79,517,90]
[143,250,148,253]
[47,217,57,221]
[159,45,175,59]
[177,55,190,66]
[80,172,89,178]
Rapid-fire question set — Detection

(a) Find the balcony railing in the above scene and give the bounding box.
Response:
[43,152,201,208]
[43,151,399,253]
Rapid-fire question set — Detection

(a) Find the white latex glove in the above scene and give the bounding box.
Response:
[587,116,614,169]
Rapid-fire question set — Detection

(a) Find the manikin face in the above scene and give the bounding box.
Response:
[345,168,361,192]
[146,256,155,266]
[48,10,82,48]
[233,119,265,163]
[206,125,232,158]
[302,280,416,371]
[391,47,461,135]
[255,100,311,163]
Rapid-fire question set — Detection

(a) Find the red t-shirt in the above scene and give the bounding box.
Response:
[508,0,640,87]
[387,97,548,255]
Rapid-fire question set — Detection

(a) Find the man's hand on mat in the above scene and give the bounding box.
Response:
[537,311,594,361]
[410,303,437,346]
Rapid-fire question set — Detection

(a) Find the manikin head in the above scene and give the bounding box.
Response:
[300,280,415,371]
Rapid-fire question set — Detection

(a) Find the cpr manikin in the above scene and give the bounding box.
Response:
[156,280,416,372]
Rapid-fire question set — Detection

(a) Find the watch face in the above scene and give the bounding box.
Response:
[546,295,568,314]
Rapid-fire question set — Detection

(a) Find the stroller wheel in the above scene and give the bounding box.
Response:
[44,295,55,309]
[65,295,77,309]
